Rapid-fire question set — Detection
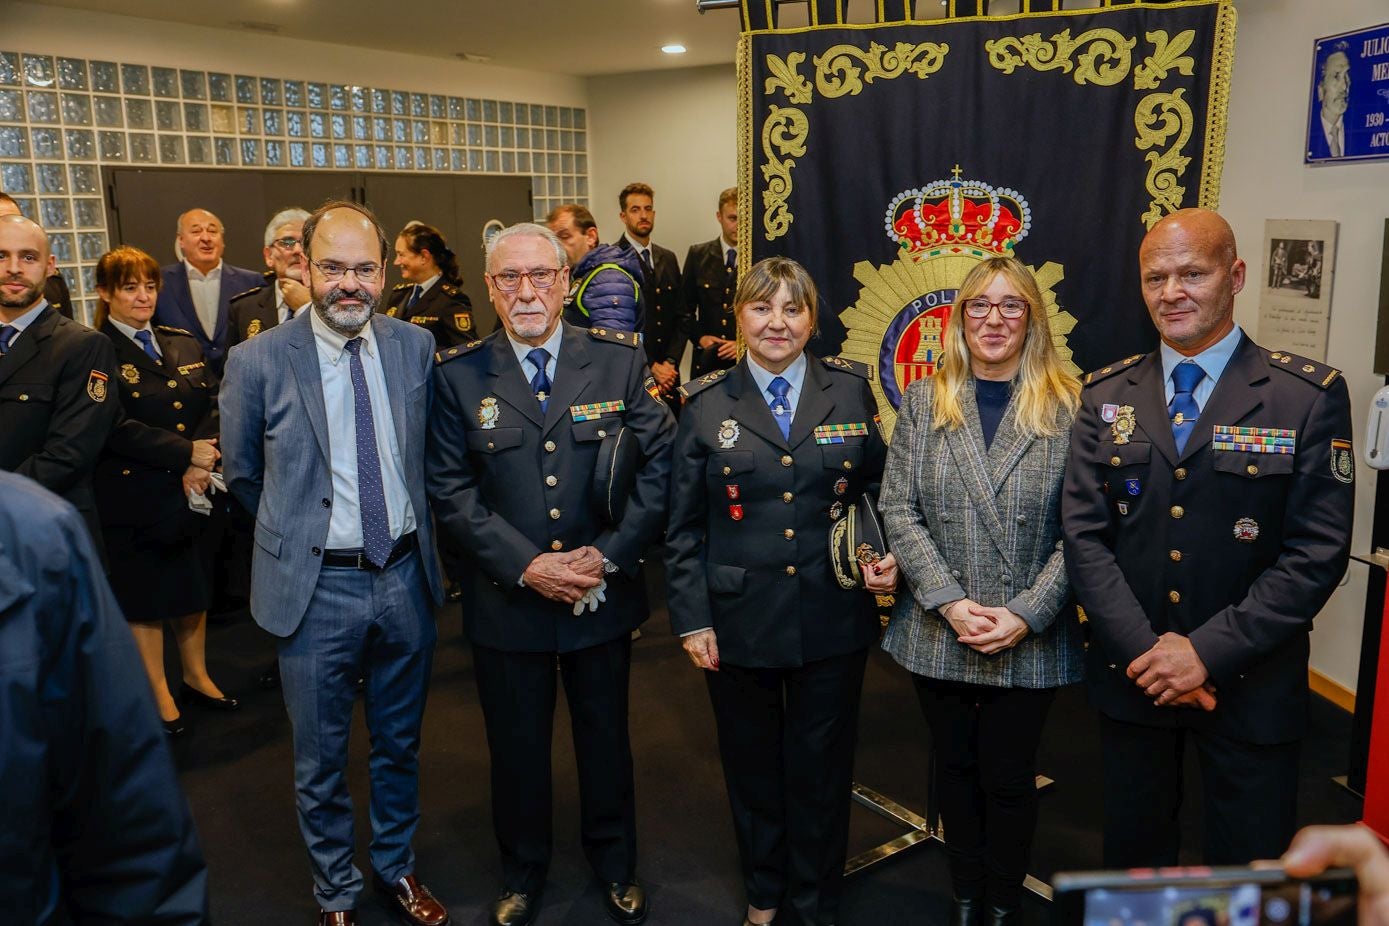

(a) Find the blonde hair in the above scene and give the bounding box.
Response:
[930,256,1080,436]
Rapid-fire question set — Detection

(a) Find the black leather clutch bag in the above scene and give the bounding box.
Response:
[829,491,888,589]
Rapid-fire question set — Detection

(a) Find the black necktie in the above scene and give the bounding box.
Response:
[725,248,736,270]
[527,347,552,414]
[640,249,653,275]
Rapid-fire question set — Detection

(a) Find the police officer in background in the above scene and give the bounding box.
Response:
[1062,208,1355,867]
[427,222,673,926]
[0,213,118,550]
[386,220,476,347]
[0,191,75,319]
[682,188,740,378]
[228,207,313,347]
[612,182,685,409]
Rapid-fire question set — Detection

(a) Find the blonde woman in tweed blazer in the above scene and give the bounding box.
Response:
[880,256,1082,926]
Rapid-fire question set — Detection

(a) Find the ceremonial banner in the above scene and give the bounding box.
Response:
[740,1,1237,437]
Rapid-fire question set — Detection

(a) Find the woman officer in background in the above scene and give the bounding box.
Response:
[94,245,236,735]
[665,256,898,926]
[387,220,476,347]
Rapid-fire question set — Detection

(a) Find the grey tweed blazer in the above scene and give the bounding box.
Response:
[880,377,1082,688]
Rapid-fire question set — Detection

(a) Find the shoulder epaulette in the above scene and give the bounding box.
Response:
[393,282,410,291]
[440,283,464,298]
[678,367,729,400]
[587,326,640,348]
[1082,353,1145,386]
[1267,349,1341,389]
[155,324,197,338]
[434,339,487,365]
[821,355,872,379]
[229,284,267,303]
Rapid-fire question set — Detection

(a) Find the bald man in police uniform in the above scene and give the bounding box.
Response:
[1062,209,1355,867]
[427,222,673,926]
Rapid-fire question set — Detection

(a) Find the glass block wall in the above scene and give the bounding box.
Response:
[0,50,590,322]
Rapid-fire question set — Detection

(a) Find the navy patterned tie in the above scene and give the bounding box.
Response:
[0,325,14,356]
[767,375,792,441]
[133,329,160,363]
[344,337,393,568]
[527,347,552,415]
[1169,361,1206,455]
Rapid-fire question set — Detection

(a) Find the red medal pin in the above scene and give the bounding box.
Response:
[728,504,744,521]
[726,484,740,500]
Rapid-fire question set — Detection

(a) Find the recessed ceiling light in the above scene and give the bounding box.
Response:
[661,44,687,54]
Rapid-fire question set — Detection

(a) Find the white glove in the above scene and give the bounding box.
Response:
[571,578,608,615]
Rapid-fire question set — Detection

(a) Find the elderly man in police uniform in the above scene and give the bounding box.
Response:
[0,213,118,550]
[1062,208,1355,868]
[427,222,674,926]
[228,207,314,347]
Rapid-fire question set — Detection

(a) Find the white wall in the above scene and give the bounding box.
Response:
[5,2,587,107]
[587,63,737,258]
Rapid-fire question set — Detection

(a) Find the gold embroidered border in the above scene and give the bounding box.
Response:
[1198,1,1237,209]
[737,32,754,280]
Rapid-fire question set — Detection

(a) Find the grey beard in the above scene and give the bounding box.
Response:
[313,289,376,336]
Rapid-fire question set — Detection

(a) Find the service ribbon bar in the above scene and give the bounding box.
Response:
[570,400,626,422]
[1212,425,1297,454]
[814,422,869,444]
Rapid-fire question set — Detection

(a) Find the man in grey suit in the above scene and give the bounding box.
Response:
[221,201,450,926]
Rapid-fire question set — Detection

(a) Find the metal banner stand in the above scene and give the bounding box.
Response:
[845,776,1056,900]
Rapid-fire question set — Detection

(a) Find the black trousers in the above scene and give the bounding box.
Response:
[705,648,869,926]
[1099,714,1301,867]
[912,675,1056,908]
[472,636,637,894]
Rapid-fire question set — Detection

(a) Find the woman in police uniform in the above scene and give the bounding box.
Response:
[665,256,898,926]
[93,246,235,735]
[386,220,475,348]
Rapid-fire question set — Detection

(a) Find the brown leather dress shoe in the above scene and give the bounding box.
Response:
[374,873,450,926]
[317,911,356,926]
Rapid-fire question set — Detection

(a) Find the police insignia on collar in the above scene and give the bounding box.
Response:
[1331,438,1355,484]
[717,418,740,449]
[478,396,499,430]
[1233,517,1260,542]
[1112,405,1136,445]
[120,363,140,384]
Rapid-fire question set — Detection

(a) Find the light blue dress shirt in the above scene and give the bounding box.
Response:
[1159,323,1243,411]
[2,300,48,340]
[309,309,416,549]
[745,350,808,422]
[509,323,564,387]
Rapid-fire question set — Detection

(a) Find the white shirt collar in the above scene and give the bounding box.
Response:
[719,237,736,255]
[184,259,223,282]
[3,300,49,334]
[745,350,808,400]
[508,322,564,371]
[1159,323,1243,386]
[623,231,652,255]
[309,306,377,366]
[417,274,440,296]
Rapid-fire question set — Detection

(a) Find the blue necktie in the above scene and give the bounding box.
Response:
[344,337,393,568]
[725,248,736,270]
[1169,361,1206,455]
[405,284,421,310]
[527,347,552,415]
[0,325,14,356]
[134,329,160,363]
[767,375,792,441]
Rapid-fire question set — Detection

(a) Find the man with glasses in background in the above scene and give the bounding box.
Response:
[229,208,314,347]
[221,201,449,926]
[428,222,673,926]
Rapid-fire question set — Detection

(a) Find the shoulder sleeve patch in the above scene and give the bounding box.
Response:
[821,355,872,379]
[1266,349,1340,388]
[587,326,641,348]
[678,367,729,400]
[434,339,486,365]
[229,285,266,303]
[154,324,196,337]
[1082,353,1145,386]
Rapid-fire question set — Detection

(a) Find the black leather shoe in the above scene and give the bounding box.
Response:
[162,715,187,736]
[951,897,983,926]
[489,890,538,926]
[986,905,1020,926]
[180,683,240,711]
[604,882,647,924]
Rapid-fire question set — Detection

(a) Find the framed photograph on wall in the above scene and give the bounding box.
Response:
[1258,219,1338,361]
[1307,22,1389,164]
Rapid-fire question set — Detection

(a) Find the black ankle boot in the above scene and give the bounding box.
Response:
[951,896,983,926]
[986,904,1020,926]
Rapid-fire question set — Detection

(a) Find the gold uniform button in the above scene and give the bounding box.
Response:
[780,455,792,466]
[18,393,28,401]
[131,391,140,398]
[545,475,558,487]
[722,466,732,476]
[175,423,186,432]
[487,441,495,449]
[121,468,131,476]
[172,400,183,409]
[549,508,561,520]
[1110,456,1121,466]
[1168,590,1181,604]
[782,492,793,503]
[1174,467,1187,480]
[1170,505,1184,518]
[550,540,563,551]
[1170,550,1182,562]
[785,565,797,576]
[1246,464,1259,476]
[784,529,795,540]
[842,460,853,470]
[597,429,606,438]
[167,379,177,388]
[544,440,556,452]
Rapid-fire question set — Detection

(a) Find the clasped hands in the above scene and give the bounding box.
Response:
[943,598,1031,655]
[699,335,739,362]
[523,546,608,612]
[1127,631,1217,711]
[183,437,220,496]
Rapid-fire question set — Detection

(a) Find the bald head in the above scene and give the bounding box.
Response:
[1139,208,1245,355]
[0,214,55,320]
[176,208,225,274]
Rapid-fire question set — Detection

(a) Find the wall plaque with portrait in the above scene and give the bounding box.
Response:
[1258,219,1338,361]
[1307,22,1389,164]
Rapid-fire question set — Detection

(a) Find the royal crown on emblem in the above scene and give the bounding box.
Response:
[885,166,1032,258]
